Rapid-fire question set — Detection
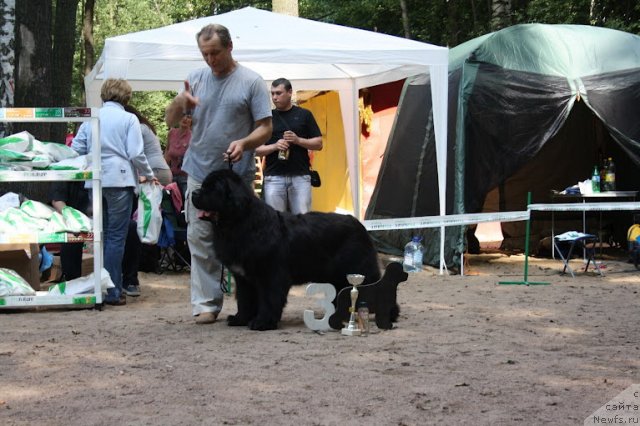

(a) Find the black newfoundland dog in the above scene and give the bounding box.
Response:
[191,169,381,330]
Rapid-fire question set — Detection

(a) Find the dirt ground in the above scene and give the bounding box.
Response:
[2,251,639,425]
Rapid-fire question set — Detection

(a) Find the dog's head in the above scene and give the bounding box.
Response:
[192,169,254,221]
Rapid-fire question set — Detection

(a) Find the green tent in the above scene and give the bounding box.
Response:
[367,24,640,268]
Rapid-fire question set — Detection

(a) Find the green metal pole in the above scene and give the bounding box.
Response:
[499,192,549,286]
[522,192,531,282]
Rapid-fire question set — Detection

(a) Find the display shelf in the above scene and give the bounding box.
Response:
[0,107,103,309]
[0,232,93,244]
[0,107,92,120]
[0,293,96,308]
[0,170,92,181]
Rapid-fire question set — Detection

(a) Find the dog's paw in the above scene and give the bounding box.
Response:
[227,314,249,326]
[249,318,278,331]
[375,315,393,330]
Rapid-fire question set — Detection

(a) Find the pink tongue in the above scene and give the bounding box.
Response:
[197,210,210,219]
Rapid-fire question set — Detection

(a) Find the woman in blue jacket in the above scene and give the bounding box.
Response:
[72,79,157,305]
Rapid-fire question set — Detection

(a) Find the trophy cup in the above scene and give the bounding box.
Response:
[341,274,364,336]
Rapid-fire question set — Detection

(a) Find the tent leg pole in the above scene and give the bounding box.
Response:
[440,225,445,275]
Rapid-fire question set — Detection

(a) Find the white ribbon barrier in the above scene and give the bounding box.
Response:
[528,201,640,212]
[363,210,530,231]
[362,202,640,275]
[363,203,640,233]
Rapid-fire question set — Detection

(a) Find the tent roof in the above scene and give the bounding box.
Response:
[86,6,448,99]
[450,24,640,77]
[85,7,450,265]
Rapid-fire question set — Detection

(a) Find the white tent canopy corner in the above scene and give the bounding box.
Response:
[85,6,449,270]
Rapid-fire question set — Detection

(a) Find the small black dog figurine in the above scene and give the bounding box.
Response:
[329,262,408,330]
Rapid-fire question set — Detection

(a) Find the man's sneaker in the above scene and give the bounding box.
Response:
[123,285,140,297]
[195,312,217,324]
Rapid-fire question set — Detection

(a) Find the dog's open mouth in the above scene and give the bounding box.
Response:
[197,210,219,222]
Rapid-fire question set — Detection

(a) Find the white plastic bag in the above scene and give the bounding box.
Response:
[0,267,36,296]
[49,154,89,171]
[137,182,163,244]
[45,211,68,233]
[32,139,79,162]
[21,200,56,219]
[3,207,49,231]
[0,192,20,212]
[47,268,115,296]
[61,206,92,233]
[0,131,33,152]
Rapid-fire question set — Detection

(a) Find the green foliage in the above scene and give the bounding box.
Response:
[72,1,184,138]
[299,0,495,46]
[167,0,270,22]
[590,0,640,33]
[302,0,638,47]
[93,0,173,53]
[302,0,406,36]
[130,91,176,149]
[517,0,591,24]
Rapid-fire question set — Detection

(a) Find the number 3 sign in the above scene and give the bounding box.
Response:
[303,283,336,332]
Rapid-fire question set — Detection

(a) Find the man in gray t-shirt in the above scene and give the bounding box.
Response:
[165,23,272,325]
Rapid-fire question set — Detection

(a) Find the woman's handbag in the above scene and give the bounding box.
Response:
[310,169,321,187]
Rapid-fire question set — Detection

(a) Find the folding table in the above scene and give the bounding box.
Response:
[550,191,638,258]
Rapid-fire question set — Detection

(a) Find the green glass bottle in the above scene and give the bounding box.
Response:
[591,166,600,193]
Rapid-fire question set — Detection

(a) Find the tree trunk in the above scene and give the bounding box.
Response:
[0,0,16,138]
[82,0,95,82]
[491,0,511,30]
[10,0,53,202]
[399,0,411,39]
[446,0,460,46]
[51,0,79,142]
[470,0,478,30]
[14,0,53,140]
[272,0,298,17]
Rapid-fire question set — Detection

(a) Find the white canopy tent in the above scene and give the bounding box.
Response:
[85,7,449,270]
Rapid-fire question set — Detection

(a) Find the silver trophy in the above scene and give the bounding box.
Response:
[341,274,364,336]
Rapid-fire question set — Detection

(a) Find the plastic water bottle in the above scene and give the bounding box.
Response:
[600,158,608,191]
[605,157,616,191]
[357,301,370,336]
[403,236,424,272]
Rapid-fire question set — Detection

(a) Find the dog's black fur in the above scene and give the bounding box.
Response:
[191,169,382,330]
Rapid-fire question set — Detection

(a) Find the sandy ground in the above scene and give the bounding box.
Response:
[2,252,640,425]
